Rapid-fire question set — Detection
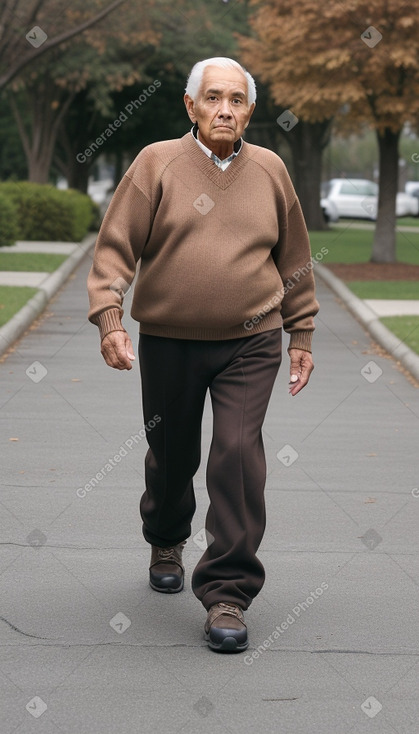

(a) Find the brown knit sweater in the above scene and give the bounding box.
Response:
[87,132,319,350]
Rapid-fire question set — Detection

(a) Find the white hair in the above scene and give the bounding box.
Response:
[185,57,256,105]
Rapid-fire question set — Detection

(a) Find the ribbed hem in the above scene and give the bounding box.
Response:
[139,311,282,340]
[95,308,124,341]
[287,330,313,352]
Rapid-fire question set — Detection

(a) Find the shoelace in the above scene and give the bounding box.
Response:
[218,602,240,613]
[158,547,177,561]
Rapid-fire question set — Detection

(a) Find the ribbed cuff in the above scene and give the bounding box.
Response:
[95,308,124,341]
[287,330,313,353]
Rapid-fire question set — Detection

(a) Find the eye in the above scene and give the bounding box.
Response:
[232,98,243,105]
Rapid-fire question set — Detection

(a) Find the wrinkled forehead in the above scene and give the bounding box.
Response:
[199,65,248,96]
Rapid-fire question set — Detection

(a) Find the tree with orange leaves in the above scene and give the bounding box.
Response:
[239,0,419,261]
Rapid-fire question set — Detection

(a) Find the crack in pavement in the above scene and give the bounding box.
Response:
[0,640,418,655]
[0,615,63,641]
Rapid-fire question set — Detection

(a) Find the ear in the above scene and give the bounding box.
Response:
[184,94,197,123]
[244,102,256,129]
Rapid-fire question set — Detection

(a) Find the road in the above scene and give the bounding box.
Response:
[1,253,418,734]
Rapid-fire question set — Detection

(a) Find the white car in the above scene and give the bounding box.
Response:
[405,182,419,217]
[321,178,419,219]
[320,197,339,223]
[396,191,419,217]
[405,181,419,196]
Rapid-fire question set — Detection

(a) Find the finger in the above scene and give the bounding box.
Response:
[124,335,135,362]
[101,334,133,370]
[289,378,303,396]
[289,353,313,395]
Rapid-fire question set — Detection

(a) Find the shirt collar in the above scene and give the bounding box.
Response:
[191,123,242,168]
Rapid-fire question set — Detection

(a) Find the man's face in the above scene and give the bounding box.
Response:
[184,65,255,159]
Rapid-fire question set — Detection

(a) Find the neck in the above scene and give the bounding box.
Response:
[197,131,235,160]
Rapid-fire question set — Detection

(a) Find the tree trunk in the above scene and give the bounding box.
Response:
[243,121,278,152]
[371,127,401,263]
[54,145,90,192]
[10,84,74,185]
[113,150,124,189]
[54,91,100,193]
[282,118,333,230]
[67,160,90,193]
[28,152,53,183]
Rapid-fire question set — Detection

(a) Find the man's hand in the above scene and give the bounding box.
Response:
[288,348,314,396]
[101,330,135,370]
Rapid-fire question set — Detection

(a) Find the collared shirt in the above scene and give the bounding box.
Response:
[191,124,242,171]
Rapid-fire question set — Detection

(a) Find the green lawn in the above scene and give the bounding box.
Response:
[310,225,419,357]
[334,217,419,228]
[347,281,419,299]
[310,226,419,264]
[0,252,67,272]
[0,286,38,326]
[396,217,419,227]
[381,316,419,354]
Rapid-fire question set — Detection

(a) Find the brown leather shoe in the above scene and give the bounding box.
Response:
[149,541,186,593]
[204,602,248,652]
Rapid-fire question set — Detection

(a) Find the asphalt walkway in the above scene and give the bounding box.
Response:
[1,252,418,734]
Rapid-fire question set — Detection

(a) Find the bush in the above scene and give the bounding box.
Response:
[0,192,19,247]
[89,199,102,232]
[0,182,95,242]
[62,188,96,241]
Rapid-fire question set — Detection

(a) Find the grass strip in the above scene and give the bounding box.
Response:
[381,316,419,355]
[346,281,419,300]
[0,252,67,272]
[310,226,419,264]
[0,286,38,327]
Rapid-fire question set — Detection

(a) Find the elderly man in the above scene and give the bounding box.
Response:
[87,57,319,653]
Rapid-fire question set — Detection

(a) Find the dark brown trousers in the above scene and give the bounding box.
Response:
[138,328,282,610]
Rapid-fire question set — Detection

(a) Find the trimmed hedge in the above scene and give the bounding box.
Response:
[0,182,95,243]
[0,192,20,247]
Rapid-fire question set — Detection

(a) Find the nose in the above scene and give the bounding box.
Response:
[217,98,233,118]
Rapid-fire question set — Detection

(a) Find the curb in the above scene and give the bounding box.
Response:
[0,233,96,358]
[315,262,419,383]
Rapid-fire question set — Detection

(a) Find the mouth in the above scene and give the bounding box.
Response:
[214,125,233,131]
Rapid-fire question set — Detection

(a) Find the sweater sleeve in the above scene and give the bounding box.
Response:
[87,168,155,340]
[272,197,319,352]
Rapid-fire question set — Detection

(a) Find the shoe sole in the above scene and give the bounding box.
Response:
[204,633,249,653]
[149,579,184,593]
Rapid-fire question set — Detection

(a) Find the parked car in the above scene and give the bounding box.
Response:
[321,197,339,223]
[405,182,419,217]
[408,189,419,217]
[396,190,419,217]
[321,178,419,219]
[405,181,419,196]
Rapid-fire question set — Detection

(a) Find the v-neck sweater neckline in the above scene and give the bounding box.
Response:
[181,132,252,190]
